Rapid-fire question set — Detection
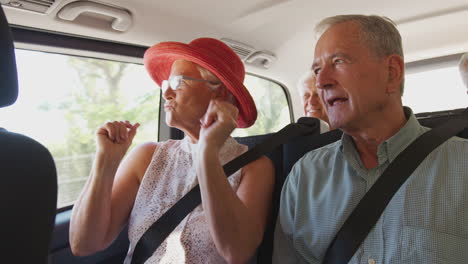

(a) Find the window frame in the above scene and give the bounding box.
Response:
[245,71,294,126]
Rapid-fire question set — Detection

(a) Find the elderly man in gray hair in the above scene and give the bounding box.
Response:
[459,53,468,94]
[274,14,468,264]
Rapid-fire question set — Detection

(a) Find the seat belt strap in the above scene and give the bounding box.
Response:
[322,108,468,264]
[131,120,319,264]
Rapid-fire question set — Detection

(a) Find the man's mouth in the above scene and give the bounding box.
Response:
[327,97,348,106]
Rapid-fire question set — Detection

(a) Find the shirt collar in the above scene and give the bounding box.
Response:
[341,131,365,172]
[381,107,426,163]
[341,107,426,170]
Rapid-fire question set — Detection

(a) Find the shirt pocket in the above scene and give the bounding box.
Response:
[400,225,468,264]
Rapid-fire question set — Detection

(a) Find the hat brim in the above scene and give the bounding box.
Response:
[144,42,257,128]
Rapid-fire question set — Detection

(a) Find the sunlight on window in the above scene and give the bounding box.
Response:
[0,49,160,208]
[404,66,466,113]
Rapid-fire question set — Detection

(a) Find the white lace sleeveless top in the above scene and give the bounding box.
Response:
[124,136,247,264]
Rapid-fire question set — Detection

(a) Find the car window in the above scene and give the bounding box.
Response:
[404,64,466,113]
[232,74,291,137]
[0,49,160,208]
[1,49,290,208]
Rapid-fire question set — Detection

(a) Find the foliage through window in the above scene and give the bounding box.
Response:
[0,49,160,208]
[232,74,291,137]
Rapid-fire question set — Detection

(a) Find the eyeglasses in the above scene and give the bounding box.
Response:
[161,75,218,93]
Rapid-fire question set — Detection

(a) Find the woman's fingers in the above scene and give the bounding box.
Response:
[119,121,128,142]
[201,101,215,127]
[213,100,238,127]
[98,121,139,144]
[198,100,239,151]
[201,111,216,128]
[113,121,123,143]
[103,121,116,141]
[128,123,140,141]
[201,99,238,128]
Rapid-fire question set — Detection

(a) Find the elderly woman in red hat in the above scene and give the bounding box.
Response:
[69,38,275,264]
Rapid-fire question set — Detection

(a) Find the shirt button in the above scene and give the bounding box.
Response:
[368,259,376,264]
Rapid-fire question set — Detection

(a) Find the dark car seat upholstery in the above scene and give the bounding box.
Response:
[0,7,17,107]
[0,6,57,264]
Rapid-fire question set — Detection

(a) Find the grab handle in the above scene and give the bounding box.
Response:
[58,1,132,32]
[245,51,277,69]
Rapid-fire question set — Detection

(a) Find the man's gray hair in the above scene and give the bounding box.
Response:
[458,53,468,89]
[315,15,405,94]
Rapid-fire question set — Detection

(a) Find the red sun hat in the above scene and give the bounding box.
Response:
[143,37,257,128]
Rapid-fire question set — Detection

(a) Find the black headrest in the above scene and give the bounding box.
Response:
[417,108,468,139]
[0,5,18,108]
[297,116,322,127]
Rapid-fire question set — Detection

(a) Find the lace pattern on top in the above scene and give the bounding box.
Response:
[124,137,247,264]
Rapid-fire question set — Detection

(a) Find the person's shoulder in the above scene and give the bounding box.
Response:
[442,135,468,148]
[448,135,468,142]
[128,141,158,157]
[288,139,342,182]
[125,141,166,169]
[442,135,468,153]
[424,135,468,169]
[122,142,161,182]
[300,139,342,162]
[130,139,182,156]
[254,155,274,171]
[243,155,275,181]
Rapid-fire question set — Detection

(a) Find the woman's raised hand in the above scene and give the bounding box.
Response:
[96,120,140,159]
[199,99,238,152]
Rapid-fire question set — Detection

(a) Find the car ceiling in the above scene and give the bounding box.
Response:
[3,0,468,117]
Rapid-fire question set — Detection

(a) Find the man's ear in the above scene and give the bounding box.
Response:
[386,54,404,94]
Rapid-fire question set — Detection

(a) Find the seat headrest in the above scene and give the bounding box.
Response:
[297,116,319,127]
[0,5,18,108]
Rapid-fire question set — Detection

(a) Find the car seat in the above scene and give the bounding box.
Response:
[0,5,57,264]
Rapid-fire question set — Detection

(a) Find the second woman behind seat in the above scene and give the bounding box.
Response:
[69,38,275,264]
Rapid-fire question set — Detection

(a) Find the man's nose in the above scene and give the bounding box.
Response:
[315,66,335,90]
[310,94,321,106]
